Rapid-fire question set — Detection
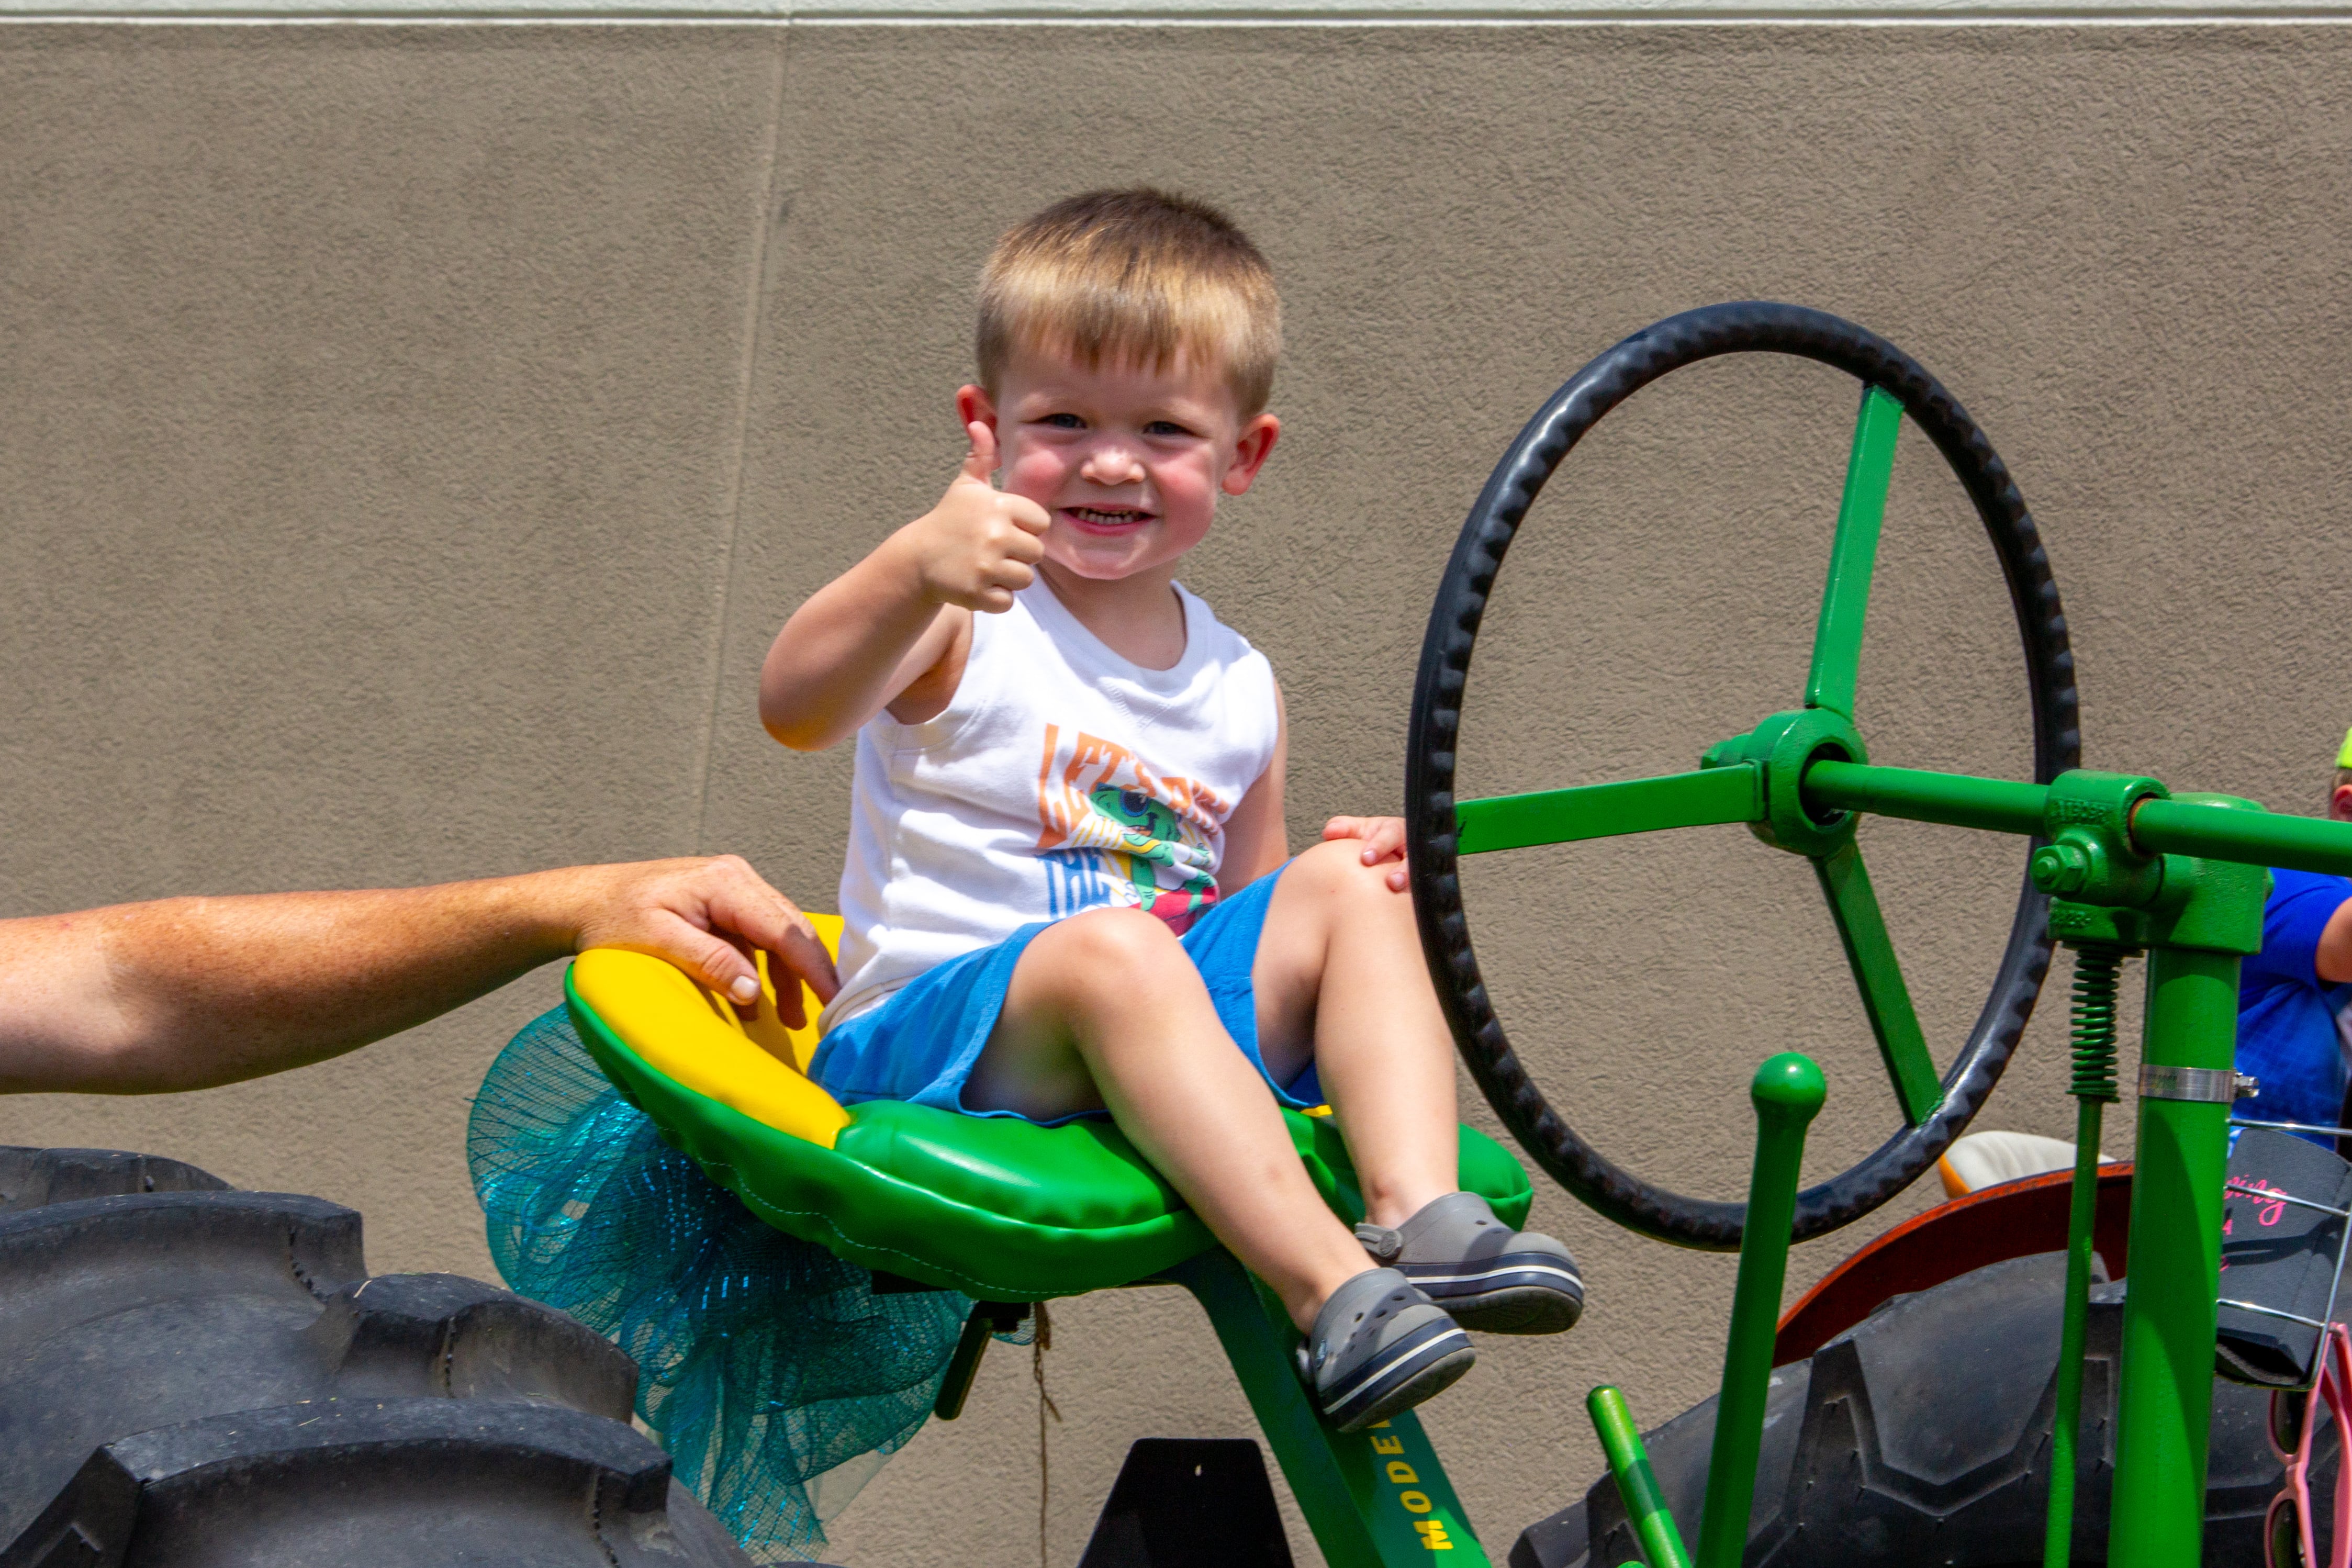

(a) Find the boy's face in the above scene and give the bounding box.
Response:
[957,341,1279,587]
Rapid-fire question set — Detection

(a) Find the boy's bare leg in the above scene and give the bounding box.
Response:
[1250,837,1462,1230]
[964,905,1374,1331]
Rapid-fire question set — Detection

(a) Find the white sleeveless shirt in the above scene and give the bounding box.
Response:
[823,578,1281,1032]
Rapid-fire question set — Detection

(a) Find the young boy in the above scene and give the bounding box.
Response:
[759,189,1582,1431]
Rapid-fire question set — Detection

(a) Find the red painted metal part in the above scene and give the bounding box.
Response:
[1773,1165,2136,1366]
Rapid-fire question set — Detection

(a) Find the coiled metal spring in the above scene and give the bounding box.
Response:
[2068,942,2130,1102]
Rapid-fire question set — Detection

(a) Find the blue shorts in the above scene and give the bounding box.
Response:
[808,861,1320,1126]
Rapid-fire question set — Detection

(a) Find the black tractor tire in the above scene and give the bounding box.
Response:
[0,1146,763,1567]
[1514,1252,2314,1567]
[4,1398,753,1568]
[0,1146,229,1213]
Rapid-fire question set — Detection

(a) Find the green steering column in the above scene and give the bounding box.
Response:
[2110,943,2252,1565]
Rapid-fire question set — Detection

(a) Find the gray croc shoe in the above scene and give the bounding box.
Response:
[1356,1192,1585,1336]
[1297,1267,1475,1432]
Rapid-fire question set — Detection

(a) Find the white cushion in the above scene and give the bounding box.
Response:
[1937,1129,2114,1199]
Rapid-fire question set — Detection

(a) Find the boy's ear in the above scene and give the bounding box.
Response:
[2333,781,2352,822]
[1220,413,1281,497]
[956,384,998,445]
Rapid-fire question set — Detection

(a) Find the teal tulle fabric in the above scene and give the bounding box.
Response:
[468,1006,987,1563]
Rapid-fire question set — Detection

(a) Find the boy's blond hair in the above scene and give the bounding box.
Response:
[977,189,1281,418]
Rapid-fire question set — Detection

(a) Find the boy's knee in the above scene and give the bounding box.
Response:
[1031,905,1186,992]
[1292,837,1408,906]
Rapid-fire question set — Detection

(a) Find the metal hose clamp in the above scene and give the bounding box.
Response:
[2139,1064,2260,1104]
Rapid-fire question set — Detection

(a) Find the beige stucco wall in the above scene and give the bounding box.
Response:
[5,19,2350,1563]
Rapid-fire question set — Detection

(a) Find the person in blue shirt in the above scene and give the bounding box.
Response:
[2237,729,2352,1144]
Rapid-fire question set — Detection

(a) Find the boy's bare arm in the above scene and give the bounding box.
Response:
[1220,686,1291,894]
[1314,667,1408,890]
[761,423,1048,751]
[0,858,837,1095]
[1215,686,1416,900]
[759,549,967,751]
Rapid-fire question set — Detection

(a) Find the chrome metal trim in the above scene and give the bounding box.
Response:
[2141,1063,2252,1103]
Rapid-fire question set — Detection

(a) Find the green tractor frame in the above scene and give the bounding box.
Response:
[1395,300,2352,1568]
[542,301,2352,1568]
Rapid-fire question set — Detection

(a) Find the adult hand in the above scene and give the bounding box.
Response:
[572,856,839,1026]
[0,856,843,1095]
[895,421,1051,613]
[1322,816,1410,893]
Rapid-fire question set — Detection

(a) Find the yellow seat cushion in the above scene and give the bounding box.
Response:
[564,929,1534,1301]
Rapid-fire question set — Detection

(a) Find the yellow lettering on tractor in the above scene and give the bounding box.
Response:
[1367,1425,1454,1550]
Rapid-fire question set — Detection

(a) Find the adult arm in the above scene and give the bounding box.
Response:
[2321,898,2352,983]
[2247,870,2352,990]
[0,856,837,1096]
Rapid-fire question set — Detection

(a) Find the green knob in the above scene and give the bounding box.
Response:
[2032,842,2092,894]
[1751,1052,1827,1127]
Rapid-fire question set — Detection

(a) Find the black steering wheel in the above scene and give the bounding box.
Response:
[1405,302,2079,1251]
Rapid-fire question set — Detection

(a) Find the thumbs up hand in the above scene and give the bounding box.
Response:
[901,421,1052,614]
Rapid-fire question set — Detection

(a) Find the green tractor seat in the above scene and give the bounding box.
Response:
[565,921,1533,1303]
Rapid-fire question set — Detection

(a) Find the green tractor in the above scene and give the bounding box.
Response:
[547,302,2352,1568]
[14,304,2328,1568]
[1407,301,2346,1568]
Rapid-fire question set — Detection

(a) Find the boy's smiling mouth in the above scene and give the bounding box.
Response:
[1062,505,1155,534]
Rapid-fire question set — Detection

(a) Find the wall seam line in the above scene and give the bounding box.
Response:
[686,24,789,855]
[12,9,2352,19]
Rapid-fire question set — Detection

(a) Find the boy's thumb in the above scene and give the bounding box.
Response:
[959,420,998,482]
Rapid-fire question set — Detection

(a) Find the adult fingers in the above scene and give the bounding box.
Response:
[764,916,839,1031]
[629,911,765,1005]
[579,857,840,1020]
[698,861,841,1019]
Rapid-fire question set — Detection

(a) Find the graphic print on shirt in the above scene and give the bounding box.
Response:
[1034,724,1229,932]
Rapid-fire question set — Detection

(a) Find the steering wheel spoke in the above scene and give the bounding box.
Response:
[1812,839,1943,1126]
[1454,765,1763,856]
[1804,385,1904,720]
